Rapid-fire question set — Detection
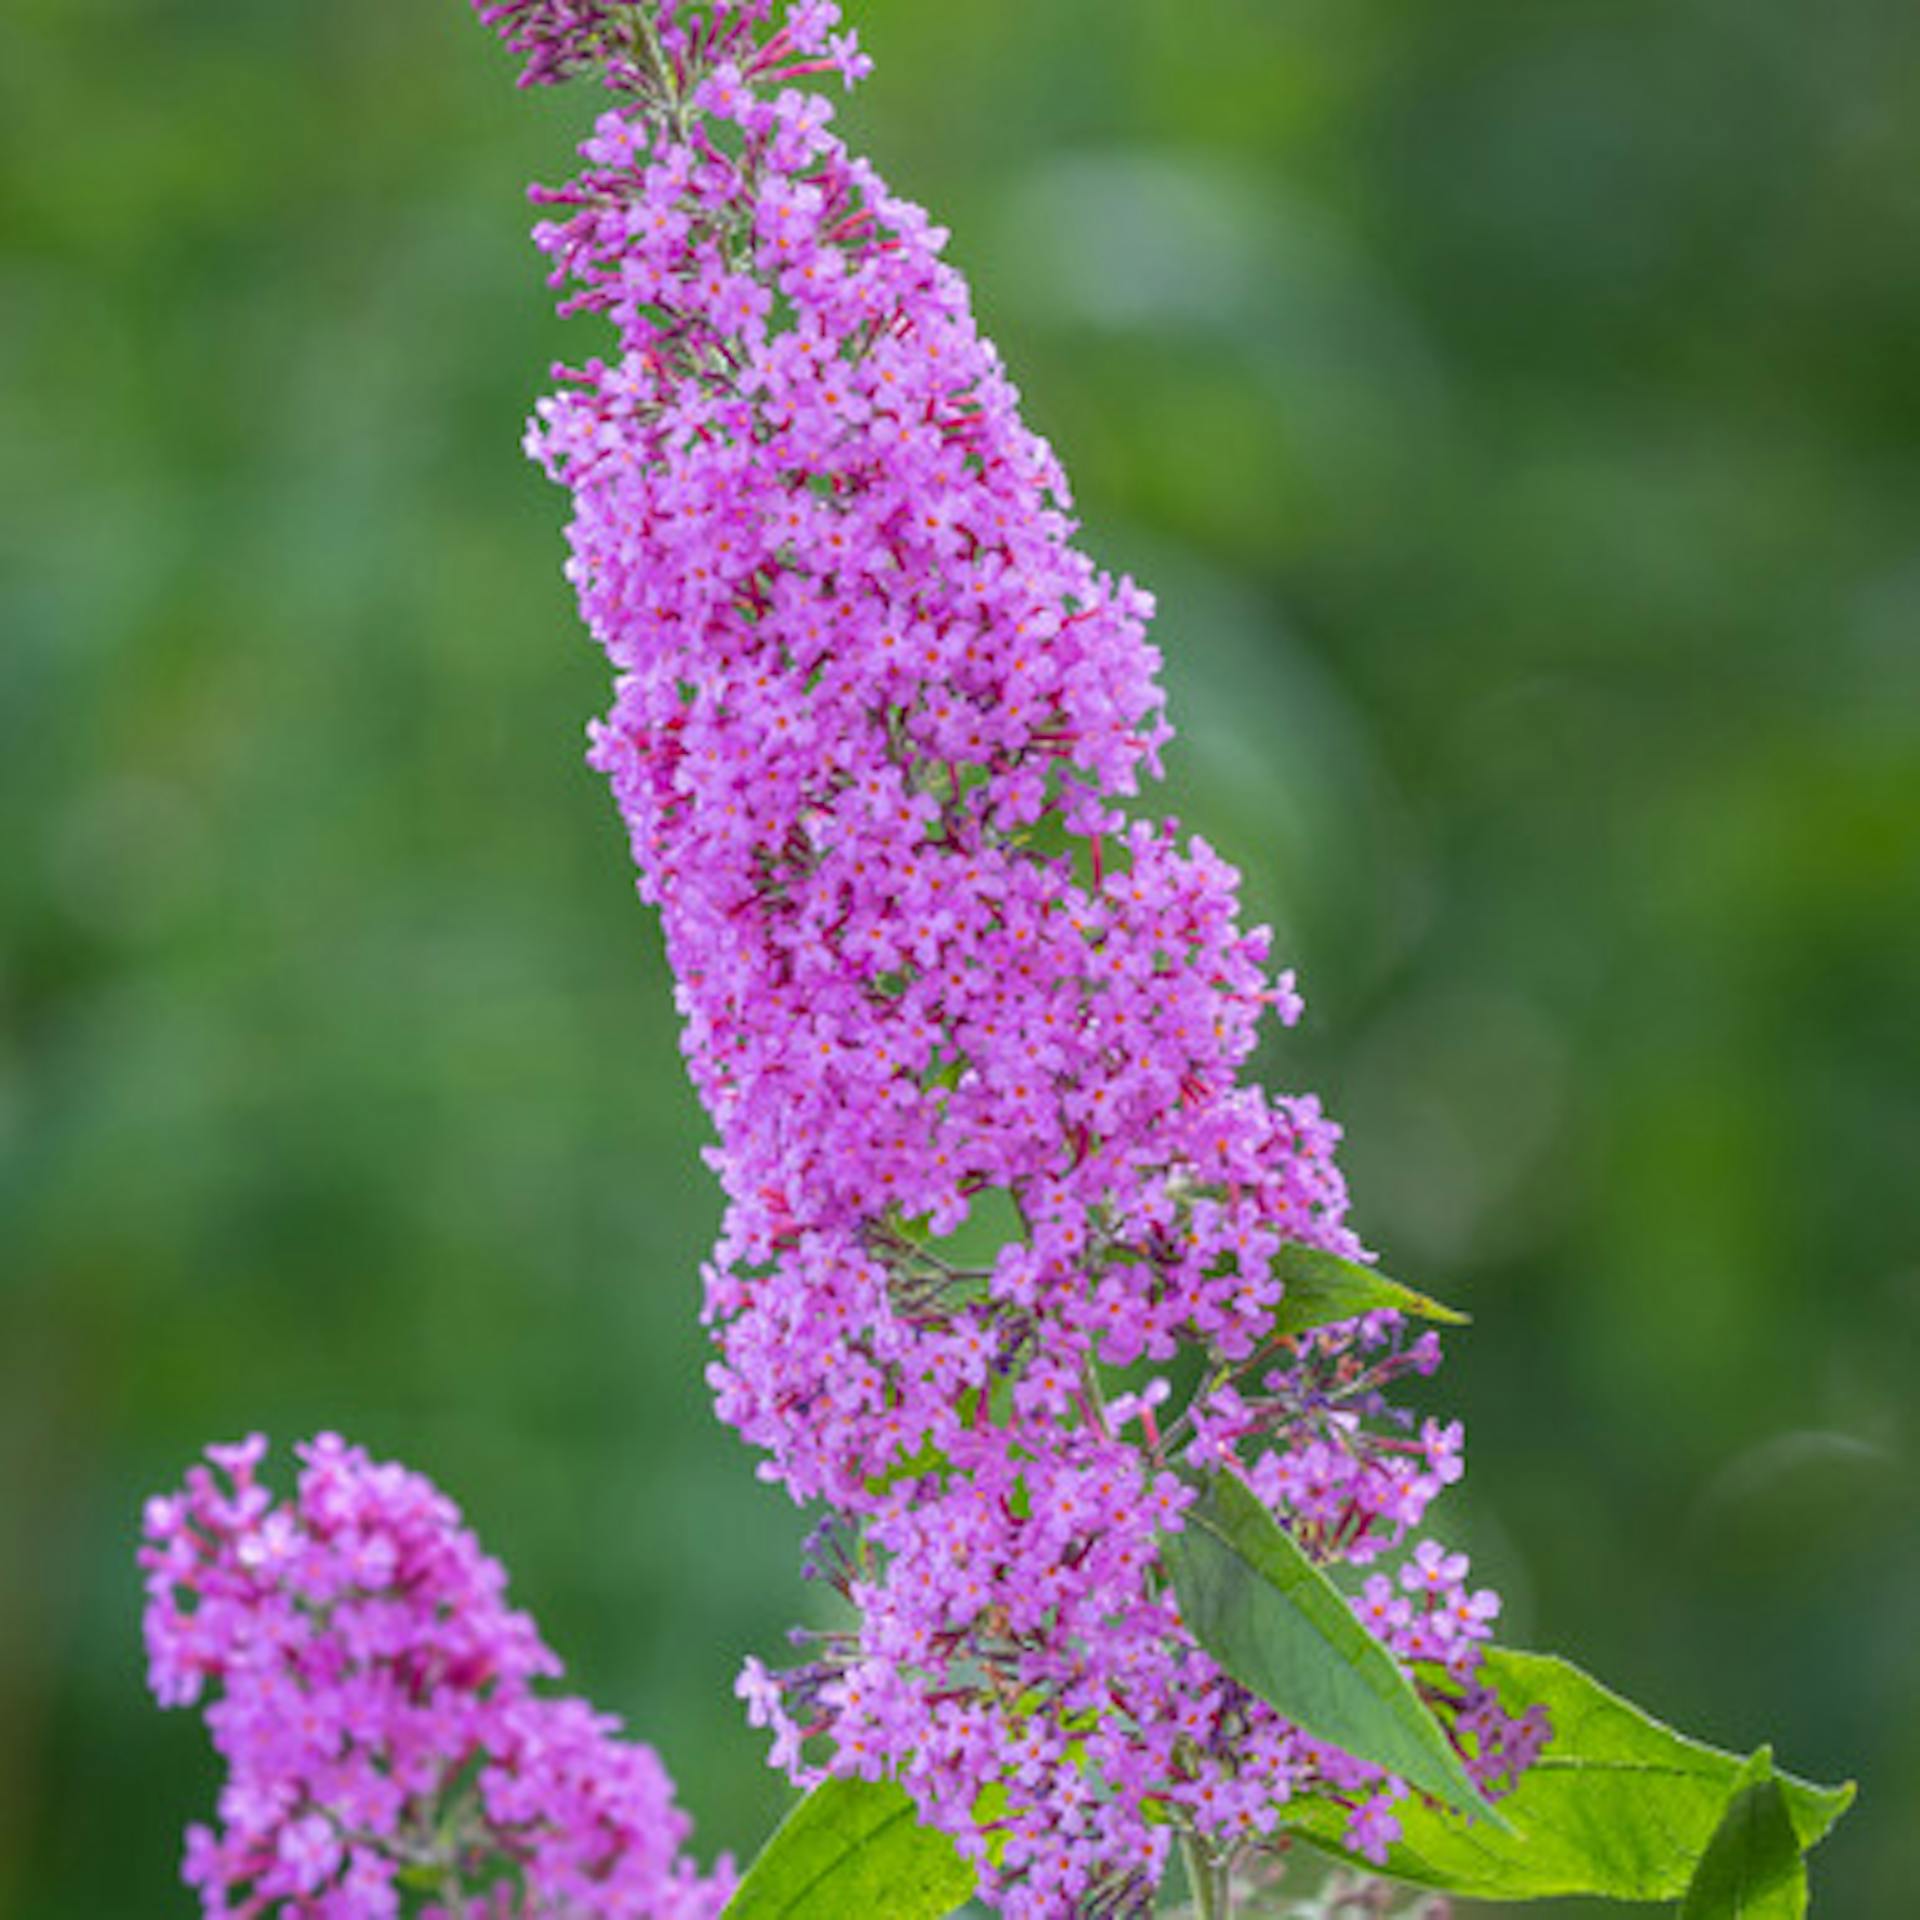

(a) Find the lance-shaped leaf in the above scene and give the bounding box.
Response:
[723,1775,973,1920]
[1679,1748,1808,1920]
[1162,1471,1498,1823]
[1269,1243,1467,1339]
[1280,1649,1853,1901]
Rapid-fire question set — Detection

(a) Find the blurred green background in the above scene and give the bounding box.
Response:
[4,0,1917,1912]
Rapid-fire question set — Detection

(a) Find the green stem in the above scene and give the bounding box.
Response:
[1179,1832,1230,1920]
[632,3,690,139]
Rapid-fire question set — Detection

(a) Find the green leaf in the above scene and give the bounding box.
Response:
[863,1434,951,1496]
[925,1185,1025,1270]
[1280,1649,1853,1901]
[1161,1472,1498,1823]
[1679,1749,1809,1920]
[722,1775,974,1920]
[1269,1243,1468,1338]
[970,1778,1011,1870]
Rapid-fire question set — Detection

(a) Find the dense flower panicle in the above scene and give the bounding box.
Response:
[473,1,1546,1908]
[141,1435,731,1920]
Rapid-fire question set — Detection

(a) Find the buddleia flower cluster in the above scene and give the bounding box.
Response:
[471,1,1547,1910]
[141,1434,730,1919]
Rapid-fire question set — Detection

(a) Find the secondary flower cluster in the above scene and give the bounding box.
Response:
[475,1,1544,1908]
[141,1434,730,1919]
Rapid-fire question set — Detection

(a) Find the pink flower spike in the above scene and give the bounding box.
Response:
[141,1435,731,1919]
[468,3,1542,1906]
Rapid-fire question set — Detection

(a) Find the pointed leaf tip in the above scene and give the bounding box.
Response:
[1269,1243,1469,1339]
[1161,1471,1499,1827]
[1679,1747,1807,1919]
[1277,1650,1853,1903]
